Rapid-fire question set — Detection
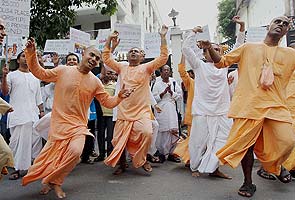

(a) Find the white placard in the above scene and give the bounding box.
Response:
[196,25,211,41]
[0,0,31,37]
[70,27,91,54]
[144,31,170,58]
[44,39,71,55]
[114,23,142,52]
[0,36,23,59]
[96,29,111,51]
[246,27,267,43]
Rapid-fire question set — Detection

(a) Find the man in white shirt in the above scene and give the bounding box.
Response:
[152,65,182,162]
[1,51,44,180]
[182,17,245,178]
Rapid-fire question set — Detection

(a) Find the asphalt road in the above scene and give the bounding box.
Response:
[1,160,295,200]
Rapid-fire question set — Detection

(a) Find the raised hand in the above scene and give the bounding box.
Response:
[159,25,168,37]
[232,16,243,24]
[199,40,212,49]
[232,15,245,32]
[192,26,203,33]
[2,64,9,77]
[110,31,119,40]
[25,37,36,53]
[111,32,120,53]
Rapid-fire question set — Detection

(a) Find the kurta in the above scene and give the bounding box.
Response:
[103,45,168,167]
[153,77,182,155]
[6,70,43,170]
[216,43,295,175]
[22,50,121,186]
[283,72,295,171]
[182,30,233,173]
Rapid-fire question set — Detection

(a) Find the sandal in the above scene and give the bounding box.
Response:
[276,166,292,183]
[147,154,161,163]
[289,170,295,178]
[257,168,276,180]
[238,183,256,198]
[142,162,152,172]
[9,170,20,180]
[1,167,9,175]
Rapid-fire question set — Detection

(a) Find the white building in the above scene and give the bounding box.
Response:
[74,0,163,39]
[236,0,294,28]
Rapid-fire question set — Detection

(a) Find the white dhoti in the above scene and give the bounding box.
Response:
[189,115,232,173]
[156,131,179,155]
[148,119,159,155]
[9,122,43,170]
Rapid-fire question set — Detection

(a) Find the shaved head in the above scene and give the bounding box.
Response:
[270,16,289,24]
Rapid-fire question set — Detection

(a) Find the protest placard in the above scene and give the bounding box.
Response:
[44,40,71,55]
[0,0,31,37]
[96,29,111,51]
[0,36,23,59]
[70,27,91,54]
[144,31,170,58]
[114,23,142,52]
[196,25,211,41]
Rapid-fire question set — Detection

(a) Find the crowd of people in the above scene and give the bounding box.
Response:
[1,14,295,199]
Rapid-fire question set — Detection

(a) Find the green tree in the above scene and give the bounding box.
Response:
[217,0,236,39]
[30,0,118,48]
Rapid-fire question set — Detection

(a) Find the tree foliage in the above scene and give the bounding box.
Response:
[217,0,236,39]
[30,0,118,48]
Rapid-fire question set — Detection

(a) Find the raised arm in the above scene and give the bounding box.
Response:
[232,16,246,50]
[25,38,59,82]
[1,64,9,96]
[102,32,122,73]
[182,27,204,70]
[146,25,169,74]
[202,41,245,68]
[178,54,192,89]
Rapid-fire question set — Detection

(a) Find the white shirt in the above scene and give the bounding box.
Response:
[182,31,230,116]
[7,70,42,128]
[152,77,182,132]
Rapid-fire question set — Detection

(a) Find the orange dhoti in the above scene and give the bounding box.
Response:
[173,125,191,164]
[217,118,295,175]
[22,134,85,186]
[104,118,152,168]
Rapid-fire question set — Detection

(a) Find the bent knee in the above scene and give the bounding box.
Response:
[68,146,83,159]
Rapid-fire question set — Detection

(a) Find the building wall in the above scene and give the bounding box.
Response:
[237,0,285,28]
[74,0,162,35]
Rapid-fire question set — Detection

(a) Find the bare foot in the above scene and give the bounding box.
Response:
[191,171,200,177]
[39,184,52,195]
[52,184,66,199]
[209,169,232,179]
